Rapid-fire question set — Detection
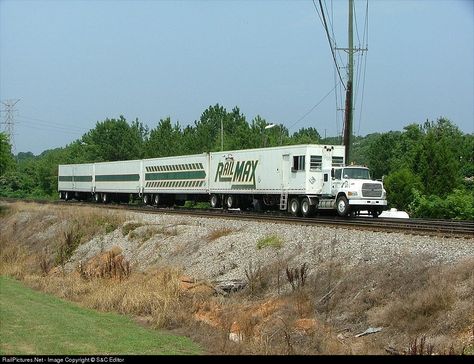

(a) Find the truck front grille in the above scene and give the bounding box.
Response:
[362,183,383,198]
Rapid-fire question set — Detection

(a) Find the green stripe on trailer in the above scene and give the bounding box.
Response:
[58,176,73,182]
[58,176,92,182]
[74,176,93,182]
[145,170,206,181]
[95,174,140,182]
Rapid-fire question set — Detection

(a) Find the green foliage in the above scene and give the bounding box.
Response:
[384,168,423,211]
[82,116,147,161]
[409,188,474,220]
[0,132,15,175]
[289,127,320,145]
[145,117,183,158]
[183,200,210,209]
[366,131,402,179]
[256,235,283,249]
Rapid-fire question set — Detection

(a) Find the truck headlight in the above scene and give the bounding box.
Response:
[348,191,358,197]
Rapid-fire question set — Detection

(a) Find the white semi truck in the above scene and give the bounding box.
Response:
[58,144,387,217]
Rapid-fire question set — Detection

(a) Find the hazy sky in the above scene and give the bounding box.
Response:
[1,0,473,155]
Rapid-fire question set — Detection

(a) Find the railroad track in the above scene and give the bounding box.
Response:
[2,197,473,238]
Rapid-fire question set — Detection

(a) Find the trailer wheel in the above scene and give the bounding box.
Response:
[64,191,70,201]
[252,198,263,212]
[336,195,349,217]
[94,193,101,203]
[225,195,236,209]
[210,194,221,208]
[102,193,108,204]
[143,194,150,205]
[153,194,160,206]
[59,192,63,200]
[288,197,301,216]
[301,197,313,217]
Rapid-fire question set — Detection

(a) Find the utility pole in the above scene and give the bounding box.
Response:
[220,117,224,151]
[1,99,20,153]
[343,0,354,165]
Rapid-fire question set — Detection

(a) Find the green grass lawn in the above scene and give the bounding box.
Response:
[0,276,202,355]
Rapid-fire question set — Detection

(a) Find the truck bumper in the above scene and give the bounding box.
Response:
[348,199,387,207]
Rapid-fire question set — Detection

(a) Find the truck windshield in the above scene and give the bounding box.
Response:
[343,168,371,180]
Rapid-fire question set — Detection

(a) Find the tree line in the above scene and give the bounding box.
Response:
[0,104,472,219]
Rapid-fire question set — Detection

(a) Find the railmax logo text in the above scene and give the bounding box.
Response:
[214,160,258,187]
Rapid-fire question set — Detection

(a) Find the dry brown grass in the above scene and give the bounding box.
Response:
[1,202,473,355]
[77,246,131,280]
[206,227,235,242]
[122,222,144,236]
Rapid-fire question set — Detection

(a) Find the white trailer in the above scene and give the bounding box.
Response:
[93,160,142,203]
[58,163,94,200]
[208,144,345,212]
[141,153,209,206]
[58,144,387,217]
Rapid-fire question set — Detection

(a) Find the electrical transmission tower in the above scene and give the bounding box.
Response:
[1,99,20,153]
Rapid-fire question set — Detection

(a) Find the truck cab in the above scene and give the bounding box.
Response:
[331,166,387,217]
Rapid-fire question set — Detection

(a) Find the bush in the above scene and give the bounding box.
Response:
[409,188,474,220]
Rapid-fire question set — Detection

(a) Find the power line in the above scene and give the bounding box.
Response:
[288,82,340,131]
[1,99,20,153]
[313,0,346,90]
[16,115,85,133]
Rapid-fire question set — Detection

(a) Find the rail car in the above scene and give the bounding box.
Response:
[58,144,387,217]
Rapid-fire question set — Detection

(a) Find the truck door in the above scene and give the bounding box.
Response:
[281,154,290,189]
[331,168,343,195]
[321,147,334,195]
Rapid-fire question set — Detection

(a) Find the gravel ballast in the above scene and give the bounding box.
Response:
[66,211,474,282]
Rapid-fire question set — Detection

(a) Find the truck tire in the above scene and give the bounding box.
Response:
[143,194,150,205]
[153,194,160,206]
[288,197,301,216]
[301,197,313,217]
[336,195,350,217]
[210,194,221,208]
[225,195,236,209]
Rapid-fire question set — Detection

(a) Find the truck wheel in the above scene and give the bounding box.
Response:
[210,194,221,208]
[64,191,70,201]
[301,197,313,217]
[102,193,108,204]
[225,195,236,209]
[154,194,160,206]
[252,198,263,212]
[288,197,301,216]
[336,196,350,217]
[94,193,100,203]
[143,194,150,205]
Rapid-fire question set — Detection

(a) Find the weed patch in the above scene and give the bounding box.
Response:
[256,235,283,249]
